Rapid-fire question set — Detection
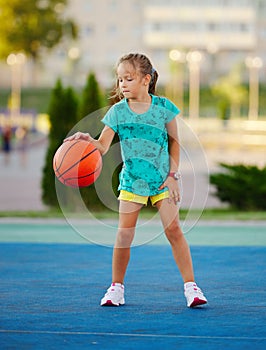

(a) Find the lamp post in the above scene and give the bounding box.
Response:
[186,50,203,119]
[67,47,80,86]
[245,56,263,120]
[169,49,185,112]
[6,53,26,120]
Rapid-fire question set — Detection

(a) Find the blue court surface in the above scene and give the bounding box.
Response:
[0,219,266,350]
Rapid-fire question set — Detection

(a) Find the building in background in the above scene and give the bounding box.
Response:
[0,0,265,88]
[43,0,145,87]
[144,0,258,82]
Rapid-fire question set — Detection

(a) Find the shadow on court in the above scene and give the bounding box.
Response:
[0,222,266,349]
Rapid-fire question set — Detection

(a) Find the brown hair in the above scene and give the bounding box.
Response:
[112,53,159,102]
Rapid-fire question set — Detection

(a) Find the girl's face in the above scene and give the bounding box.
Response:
[117,62,150,100]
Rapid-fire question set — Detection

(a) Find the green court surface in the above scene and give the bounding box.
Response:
[0,218,265,246]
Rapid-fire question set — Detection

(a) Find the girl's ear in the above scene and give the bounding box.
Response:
[144,74,151,86]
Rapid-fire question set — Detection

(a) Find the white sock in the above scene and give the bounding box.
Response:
[184,281,196,289]
[111,282,124,288]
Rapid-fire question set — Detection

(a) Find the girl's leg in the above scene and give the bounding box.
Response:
[112,200,143,283]
[155,199,194,283]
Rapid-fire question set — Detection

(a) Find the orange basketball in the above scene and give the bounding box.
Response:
[53,139,102,188]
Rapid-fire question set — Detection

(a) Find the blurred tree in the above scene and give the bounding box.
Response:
[42,79,78,207]
[0,0,78,84]
[79,72,104,120]
[78,72,108,210]
[211,64,247,123]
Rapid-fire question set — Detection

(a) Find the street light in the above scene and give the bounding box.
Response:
[186,50,203,119]
[6,52,26,120]
[67,46,80,85]
[169,49,186,112]
[245,56,263,120]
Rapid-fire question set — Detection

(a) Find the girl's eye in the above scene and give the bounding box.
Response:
[118,77,133,82]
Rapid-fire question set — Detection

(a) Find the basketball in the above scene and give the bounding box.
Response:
[53,139,102,188]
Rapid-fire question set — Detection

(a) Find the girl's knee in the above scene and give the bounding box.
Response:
[164,220,183,243]
[115,227,135,248]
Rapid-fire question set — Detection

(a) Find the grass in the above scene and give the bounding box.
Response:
[198,208,266,221]
[0,208,266,221]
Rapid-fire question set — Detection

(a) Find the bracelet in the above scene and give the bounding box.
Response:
[168,171,181,180]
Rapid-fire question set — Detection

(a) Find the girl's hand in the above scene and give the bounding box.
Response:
[159,177,181,204]
[64,132,92,143]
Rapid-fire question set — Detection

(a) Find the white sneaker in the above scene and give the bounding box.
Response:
[100,283,125,306]
[184,282,207,308]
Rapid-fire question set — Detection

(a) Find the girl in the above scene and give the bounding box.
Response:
[65,53,207,308]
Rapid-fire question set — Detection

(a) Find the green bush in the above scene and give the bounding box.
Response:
[77,72,107,210]
[41,80,79,207]
[210,163,266,210]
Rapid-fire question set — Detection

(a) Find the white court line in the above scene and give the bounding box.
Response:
[0,329,265,341]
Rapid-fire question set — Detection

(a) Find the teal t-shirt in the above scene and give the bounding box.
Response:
[102,95,180,196]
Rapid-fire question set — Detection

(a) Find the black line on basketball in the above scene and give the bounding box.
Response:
[63,165,102,187]
[55,140,80,172]
[58,147,99,179]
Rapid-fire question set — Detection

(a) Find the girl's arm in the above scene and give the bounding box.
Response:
[167,117,180,172]
[97,126,115,155]
[64,125,115,156]
[159,117,181,204]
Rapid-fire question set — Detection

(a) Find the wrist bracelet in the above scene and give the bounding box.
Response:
[168,171,181,180]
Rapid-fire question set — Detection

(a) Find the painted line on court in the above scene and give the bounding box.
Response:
[0,329,265,341]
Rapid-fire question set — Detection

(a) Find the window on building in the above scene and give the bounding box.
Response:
[258,0,266,13]
[108,24,118,36]
[109,0,118,11]
[84,25,94,36]
[208,23,217,32]
[240,23,249,32]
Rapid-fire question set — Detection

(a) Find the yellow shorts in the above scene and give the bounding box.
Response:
[118,190,170,206]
